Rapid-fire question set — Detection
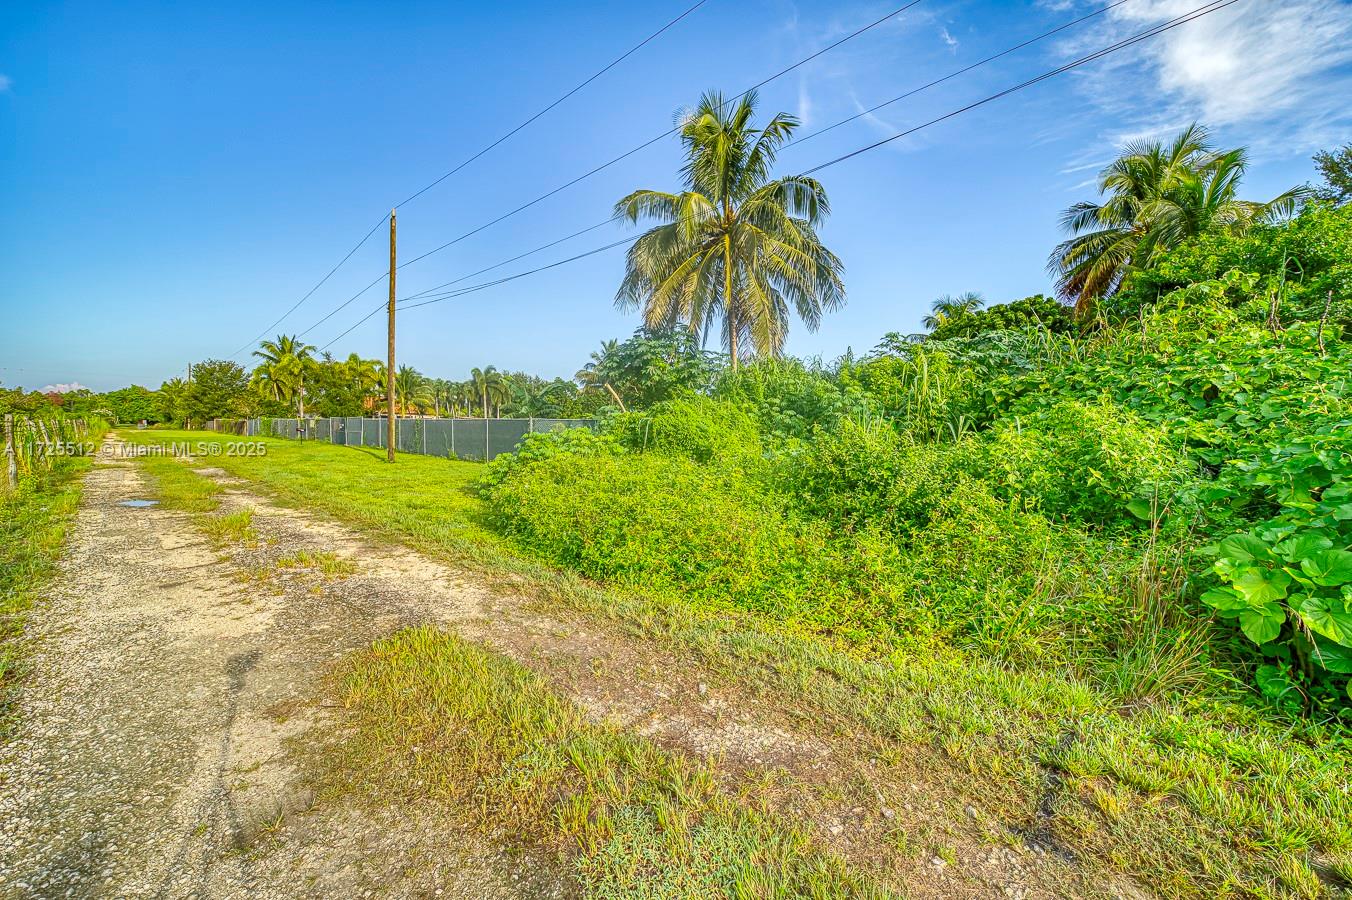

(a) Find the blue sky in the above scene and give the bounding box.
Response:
[2,0,1349,392]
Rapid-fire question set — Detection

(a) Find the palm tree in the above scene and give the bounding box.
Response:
[1050,124,1307,315]
[921,292,985,330]
[575,339,620,387]
[615,90,845,369]
[469,366,510,418]
[344,354,383,399]
[510,378,573,417]
[451,380,475,417]
[393,366,431,415]
[252,334,316,417]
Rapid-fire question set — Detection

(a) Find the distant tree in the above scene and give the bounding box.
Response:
[101,385,163,424]
[615,90,844,369]
[469,366,510,418]
[1050,124,1308,315]
[157,378,191,428]
[186,359,251,424]
[508,378,575,417]
[394,365,431,415]
[921,292,985,330]
[252,334,316,417]
[928,294,1075,340]
[578,328,718,410]
[1312,143,1352,206]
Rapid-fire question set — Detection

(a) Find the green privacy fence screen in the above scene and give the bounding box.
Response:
[212,417,596,461]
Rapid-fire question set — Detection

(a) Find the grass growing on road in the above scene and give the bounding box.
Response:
[0,459,91,729]
[124,431,1352,897]
[323,625,895,899]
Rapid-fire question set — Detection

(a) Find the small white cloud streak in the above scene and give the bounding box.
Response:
[0,75,12,93]
[939,26,959,51]
[42,382,88,394]
[1056,0,1352,155]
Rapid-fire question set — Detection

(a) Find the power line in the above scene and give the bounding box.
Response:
[390,1,925,273]
[299,1,920,342]
[784,0,1133,151]
[393,0,715,210]
[229,212,389,359]
[319,236,635,351]
[801,0,1240,177]
[316,0,1237,352]
[230,0,713,357]
[399,0,1135,305]
[298,270,390,339]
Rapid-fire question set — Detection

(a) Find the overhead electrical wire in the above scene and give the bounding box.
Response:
[385,1,926,272]
[399,0,1137,306]
[297,0,922,343]
[314,0,1239,349]
[228,0,714,356]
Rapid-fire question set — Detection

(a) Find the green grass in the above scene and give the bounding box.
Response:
[122,430,1352,898]
[275,549,358,578]
[137,453,225,512]
[0,457,93,731]
[202,509,258,547]
[320,625,896,899]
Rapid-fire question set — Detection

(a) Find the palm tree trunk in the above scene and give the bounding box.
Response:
[724,233,738,371]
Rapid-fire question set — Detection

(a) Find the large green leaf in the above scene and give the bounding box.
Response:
[1310,637,1352,674]
[1273,532,1333,563]
[1299,549,1352,587]
[1239,603,1285,645]
[1232,567,1292,605]
[1293,595,1352,645]
[1219,534,1272,563]
[1200,586,1248,613]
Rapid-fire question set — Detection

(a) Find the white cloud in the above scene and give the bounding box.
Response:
[1118,0,1352,126]
[41,382,89,394]
[0,75,12,93]
[939,26,959,52]
[797,75,813,127]
[1059,0,1352,154]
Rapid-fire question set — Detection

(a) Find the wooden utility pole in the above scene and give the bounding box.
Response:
[386,209,397,463]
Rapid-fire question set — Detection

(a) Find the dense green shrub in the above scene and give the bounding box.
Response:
[780,419,956,536]
[607,395,762,464]
[1200,419,1352,714]
[904,480,1123,665]
[1110,203,1352,324]
[974,399,1188,526]
[477,426,625,494]
[997,301,1350,483]
[927,294,1077,340]
[713,358,874,440]
[483,446,1142,663]
[481,451,909,646]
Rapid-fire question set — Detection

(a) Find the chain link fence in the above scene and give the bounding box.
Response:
[207,416,595,461]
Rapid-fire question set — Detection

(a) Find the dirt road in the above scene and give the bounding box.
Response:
[0,447,563,899]
[0,442,1085,899]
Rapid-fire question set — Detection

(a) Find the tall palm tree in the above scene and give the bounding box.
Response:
[615,90,845,369]
[252,334,316,417]
[343,354,383,400]
[921,292,985,330]
[575,339,620,387]
[393,366,430,415]
[451,380,475,417]
[469,366,510,418]
[1050,124,1307,315]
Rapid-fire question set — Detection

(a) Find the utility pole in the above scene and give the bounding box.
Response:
[386,209,397,463]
